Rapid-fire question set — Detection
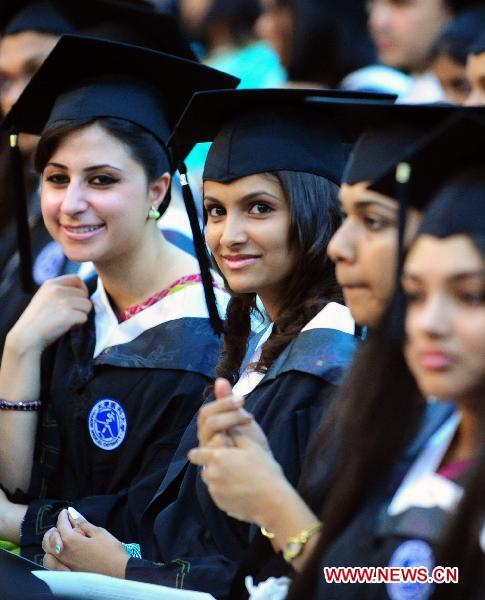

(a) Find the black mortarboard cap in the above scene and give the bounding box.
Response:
[369,109,485,209]
[170,88,396,335]
[169,88,397,184]
[368,110,485,342]
[1,0,76,35]
[342,103,461,186]
[3,34,239,157]
[417,164,485,255]
[3,35,239,322]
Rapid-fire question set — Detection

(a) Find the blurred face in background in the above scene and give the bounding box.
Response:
[368,0,452,73]
[432,52,470,105]
[465,52,485,106]
[0,30,58,153]
[256,0,293,68]
[403,234,485,404]
[179,0,213,42]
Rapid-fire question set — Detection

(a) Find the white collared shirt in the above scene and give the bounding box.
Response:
[91,277,227,358]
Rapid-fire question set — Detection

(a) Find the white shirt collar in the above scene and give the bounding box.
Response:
[388,412,462,517]
[232,302,354,398]
[91,277,228,358]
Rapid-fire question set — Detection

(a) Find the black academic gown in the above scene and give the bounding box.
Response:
[10,280,222,563]
[125,323,357,598]
[309,401,462,600]
[0,194,75,360]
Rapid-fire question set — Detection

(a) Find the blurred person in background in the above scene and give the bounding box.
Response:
[431,4,485,104]
[256,0,412,96]
[179,0,285,88]
[367,0,479,102]
[465,29,485,106]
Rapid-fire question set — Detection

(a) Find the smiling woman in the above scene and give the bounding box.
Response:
[0,34,238,563]
[37,119,170,273]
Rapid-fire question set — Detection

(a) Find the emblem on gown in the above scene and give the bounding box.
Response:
[386,539,435,600]
[88,399,127,450]
[33,240,65,285]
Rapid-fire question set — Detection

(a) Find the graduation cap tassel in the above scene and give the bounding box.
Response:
[177,161,223,336]
[387,161,411,343]
[395,162,411,276]
[9,133,34,293]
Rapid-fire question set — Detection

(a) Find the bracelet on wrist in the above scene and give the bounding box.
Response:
[0,399,41,411]
[122,542,142,559]
[282,521,323,564]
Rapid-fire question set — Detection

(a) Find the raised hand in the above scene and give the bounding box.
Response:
[197,378,270,451]
[189,432,284,524]
[8,275,92,354]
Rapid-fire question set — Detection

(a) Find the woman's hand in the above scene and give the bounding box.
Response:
[7,275,92,355]
[189,432,287,525]
[42,509,129,579]
[0,488,27,544]
[189,436,321,572]
[197,378,270,451]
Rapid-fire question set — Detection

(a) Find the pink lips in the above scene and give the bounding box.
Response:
[420,351,454,372]
[222,254,260,271]
[61,224,106,241]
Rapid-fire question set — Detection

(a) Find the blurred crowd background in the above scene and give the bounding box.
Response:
[151,0,485,105]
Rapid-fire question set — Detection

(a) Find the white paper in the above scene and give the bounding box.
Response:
[32,571,216,600]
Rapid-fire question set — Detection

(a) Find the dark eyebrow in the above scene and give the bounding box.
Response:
[204,191,282,203]
[403,269,485,282]
[449,270,485,282]
[84,164,123,173]
[353,199,398,215]
[45,162,122,173]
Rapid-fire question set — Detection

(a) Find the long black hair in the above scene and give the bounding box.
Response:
[289,165,485,599]
[420,167,485,599]
[283,0,376,87]
[215,169,342,385]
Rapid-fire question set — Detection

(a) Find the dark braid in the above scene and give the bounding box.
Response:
[213,169,342,384]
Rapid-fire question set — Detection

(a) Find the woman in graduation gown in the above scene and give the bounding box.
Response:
[284,114,485,600]
[39,88,368,595]
[185,104,461,597]
[0,35,238,561]
[0,0,198,359]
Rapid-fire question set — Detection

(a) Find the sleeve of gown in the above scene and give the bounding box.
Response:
[125,555,240,599]
[120,374,341,598]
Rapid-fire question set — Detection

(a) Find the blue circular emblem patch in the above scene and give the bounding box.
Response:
[88,399,127,450]
[33,241,65,285]
[386,540,435,600]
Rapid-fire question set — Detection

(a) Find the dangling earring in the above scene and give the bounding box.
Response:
[148,205,161,220]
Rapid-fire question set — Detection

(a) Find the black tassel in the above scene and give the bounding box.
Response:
[177,161,223,336]
[386,162,411,343]
[9,133,34,293]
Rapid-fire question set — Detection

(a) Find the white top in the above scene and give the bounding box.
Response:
[399,71,445,104]
[91,277,228,358]
[232,302,354,398]
[387,412,462,517]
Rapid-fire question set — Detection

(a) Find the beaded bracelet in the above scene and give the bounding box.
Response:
[0,399,41,411]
